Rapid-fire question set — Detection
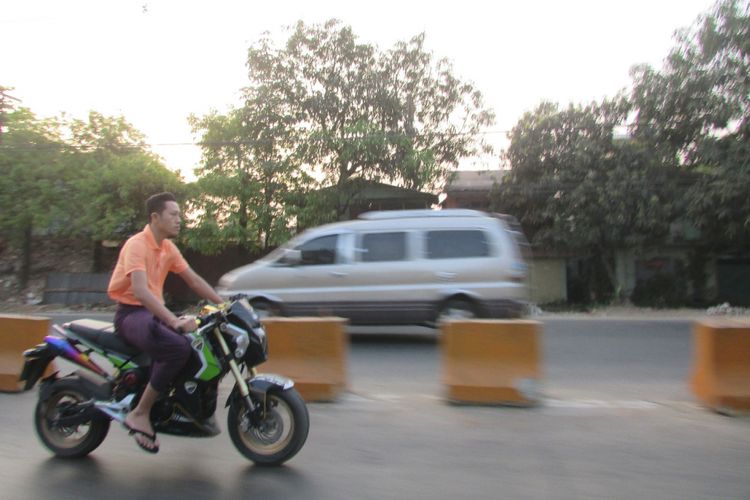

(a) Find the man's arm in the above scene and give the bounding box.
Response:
[130,270,195,332]
[178,267,224,305]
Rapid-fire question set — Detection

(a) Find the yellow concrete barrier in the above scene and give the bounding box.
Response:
[441,320,542,406]
[0,314,51,392]
[260,317,349,402]
[691,319,750,415]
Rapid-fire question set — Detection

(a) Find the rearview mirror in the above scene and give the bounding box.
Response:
[278,249,302,266]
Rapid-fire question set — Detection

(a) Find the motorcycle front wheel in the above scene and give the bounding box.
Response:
[34,378,110,458]
[228,388,309,466]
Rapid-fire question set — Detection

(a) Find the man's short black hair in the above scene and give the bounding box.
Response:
[146,192,177,222]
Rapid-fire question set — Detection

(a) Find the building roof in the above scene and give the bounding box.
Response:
[444,170,505,192]
[315,180,438,202]
[353,182,438,203]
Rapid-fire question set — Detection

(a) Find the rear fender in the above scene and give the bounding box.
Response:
[39,371,113,403]
[19,343,58,391]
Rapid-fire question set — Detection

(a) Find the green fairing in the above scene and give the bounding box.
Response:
[106,354,137,371]
[186,332,221,381]
[58,332,131,372]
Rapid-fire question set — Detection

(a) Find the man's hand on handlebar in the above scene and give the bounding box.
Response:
[172,316,198,333]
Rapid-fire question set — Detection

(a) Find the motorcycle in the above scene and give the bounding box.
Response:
[19,295,309,465]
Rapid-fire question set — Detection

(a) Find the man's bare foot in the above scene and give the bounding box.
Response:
[124,412,160,453]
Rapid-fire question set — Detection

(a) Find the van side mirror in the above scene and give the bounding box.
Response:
[278,249,302,266]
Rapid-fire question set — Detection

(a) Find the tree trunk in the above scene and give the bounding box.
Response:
[601,251,622,302]
[687,246,709,306]
[589,247,617,304]
[20,223,32,290]
[92,240,103,273]
[237,147,249,231]
[262,186,273,251]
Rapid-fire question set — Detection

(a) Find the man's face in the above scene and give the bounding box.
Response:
[153,201,181,238]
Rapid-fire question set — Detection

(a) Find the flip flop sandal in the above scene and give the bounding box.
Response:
[123,422,160,454]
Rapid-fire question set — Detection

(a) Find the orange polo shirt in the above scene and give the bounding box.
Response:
[107,224,189,306]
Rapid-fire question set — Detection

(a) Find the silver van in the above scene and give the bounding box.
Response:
[216,209,529,325]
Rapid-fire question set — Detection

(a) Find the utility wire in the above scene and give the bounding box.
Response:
[0,129,513,152]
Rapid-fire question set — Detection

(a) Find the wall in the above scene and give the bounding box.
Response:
[528,257,567,304]
[615,248,719,303]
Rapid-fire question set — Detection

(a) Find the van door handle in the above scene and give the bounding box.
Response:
[330,271,348,278]
[436,272,457,281]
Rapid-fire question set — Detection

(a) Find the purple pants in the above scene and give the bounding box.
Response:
[114,304,191,393]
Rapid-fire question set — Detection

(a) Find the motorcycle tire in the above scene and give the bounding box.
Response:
[34,378,110,459]
[228,387,309,466]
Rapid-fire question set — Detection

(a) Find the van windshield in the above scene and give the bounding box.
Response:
[261,233,340,266]
[260,235,304,263]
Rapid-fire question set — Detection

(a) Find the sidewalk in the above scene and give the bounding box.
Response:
[533,304,750,321]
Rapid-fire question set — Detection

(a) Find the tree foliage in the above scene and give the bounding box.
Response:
[0,86,21,142]
[494,0,749,304]
[186,87,312,254]
[631,0,750,251]
[0,107,71,285]
[67,112,185,243]
[0,105,185,283]
[493,99,680,299]
[631,0,749,157]
[0,108,68,242]
[244,20,494,218]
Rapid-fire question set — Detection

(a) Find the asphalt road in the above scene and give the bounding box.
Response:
[1,316,748,500]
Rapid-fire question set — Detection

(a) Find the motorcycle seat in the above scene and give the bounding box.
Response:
[66,319,141,358]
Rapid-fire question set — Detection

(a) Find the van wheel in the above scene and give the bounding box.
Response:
[250,299,280,319]
[437,298,479,323]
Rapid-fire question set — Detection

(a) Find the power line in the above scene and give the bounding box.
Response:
[0,128,513,152]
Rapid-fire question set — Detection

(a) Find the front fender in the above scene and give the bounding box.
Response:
[225,373,295,408]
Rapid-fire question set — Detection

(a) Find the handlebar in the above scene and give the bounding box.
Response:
[194,294,251,329]
[196,297,235,327]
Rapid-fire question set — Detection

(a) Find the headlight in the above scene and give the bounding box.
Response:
[254,326,268,353]
[220,322,250,359]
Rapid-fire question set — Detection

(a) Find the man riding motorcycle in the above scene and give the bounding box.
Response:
[107,192,223,453]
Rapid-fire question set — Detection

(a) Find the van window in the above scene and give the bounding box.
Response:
[426,230,490,259]
[297,235,338,265]
[359,232,407,262]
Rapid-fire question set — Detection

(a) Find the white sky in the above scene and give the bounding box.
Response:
[2,0,717,179]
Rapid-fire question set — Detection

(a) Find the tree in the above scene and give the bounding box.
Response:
[627,0,749,303]
[630,0,750,251]
[0,86,21,143]
[497,0,749,305]
[245,20,494,219]
[66,112,185,269]
[187,86,312,255]
[0,107,70,287]
[492,99,680,301]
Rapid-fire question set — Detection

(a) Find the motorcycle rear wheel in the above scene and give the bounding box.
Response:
[34,378,110,459]
[228,388,309,466]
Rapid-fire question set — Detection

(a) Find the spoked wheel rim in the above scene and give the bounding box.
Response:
[236,395,295,456]
[39,390,93,450]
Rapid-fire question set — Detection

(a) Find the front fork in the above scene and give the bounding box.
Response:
[212,328,257,413]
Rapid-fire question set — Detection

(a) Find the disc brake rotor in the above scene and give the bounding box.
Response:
[248,411,284,444]
[237,396,293,453]
[43,394,90,446]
